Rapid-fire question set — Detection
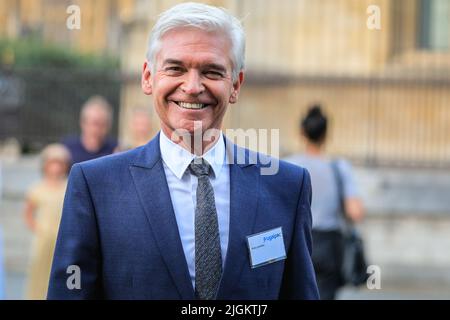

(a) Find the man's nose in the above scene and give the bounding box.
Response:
[181,71,205,95]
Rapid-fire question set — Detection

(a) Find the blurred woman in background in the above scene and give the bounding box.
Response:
[285,105,364,299]
[24,144,70,299]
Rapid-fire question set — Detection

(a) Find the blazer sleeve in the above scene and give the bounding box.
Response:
[47,163,103,299]
[280,168,320,299]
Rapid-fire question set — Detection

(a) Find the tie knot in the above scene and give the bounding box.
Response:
[189,158,211,177]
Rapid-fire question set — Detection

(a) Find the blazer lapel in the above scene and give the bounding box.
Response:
[217,140,260,299]
[129,133,195,299]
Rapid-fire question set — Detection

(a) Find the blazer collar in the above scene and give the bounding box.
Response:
[130,132,195,299]
[159,130,227,180]
[131,131,259,299]
[132,131,255,169]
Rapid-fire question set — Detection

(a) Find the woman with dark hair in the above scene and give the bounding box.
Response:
[285,105,364,299]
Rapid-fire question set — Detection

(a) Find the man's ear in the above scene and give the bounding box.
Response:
[229,71,244,104]
[141,62,153,95]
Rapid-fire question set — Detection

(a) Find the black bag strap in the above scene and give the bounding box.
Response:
[332,161,368,286]
[330,160,353,228]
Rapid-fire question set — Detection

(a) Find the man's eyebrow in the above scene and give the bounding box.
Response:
[162,59,184,66]
[161,60,227,72]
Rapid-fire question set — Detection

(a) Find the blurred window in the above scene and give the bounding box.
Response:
[419,0,450,50]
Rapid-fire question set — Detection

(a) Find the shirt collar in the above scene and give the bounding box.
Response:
[159,130,226,180]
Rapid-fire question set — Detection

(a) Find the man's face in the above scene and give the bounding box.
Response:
[131,112,152,139]
[80,106,110,141]
[44,159,68,179]
[141,27,244,139]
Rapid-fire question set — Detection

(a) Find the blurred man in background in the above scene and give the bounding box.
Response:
[63,96,117,165]
[116,108,153,152]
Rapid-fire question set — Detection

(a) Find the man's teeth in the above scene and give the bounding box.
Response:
[177,102,206,109]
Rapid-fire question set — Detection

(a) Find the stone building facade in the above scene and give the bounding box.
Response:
[118,0,450,167]
[2,0,449,166]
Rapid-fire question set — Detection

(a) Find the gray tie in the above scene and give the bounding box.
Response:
[189,158,222,300]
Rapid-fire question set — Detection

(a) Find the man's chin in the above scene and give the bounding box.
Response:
[171,123,221,139]
[172,121,205,135]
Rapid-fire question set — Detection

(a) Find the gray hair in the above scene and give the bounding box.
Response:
[146,2,245,82]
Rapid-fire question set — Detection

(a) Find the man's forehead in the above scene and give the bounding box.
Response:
[83,106,109,119]
[157,27,231,56]
[160,26,230,42]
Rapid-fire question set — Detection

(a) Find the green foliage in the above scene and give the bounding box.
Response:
[0,36,119,70]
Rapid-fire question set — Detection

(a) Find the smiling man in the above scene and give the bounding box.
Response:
[47,2,319,300]
[141,24,242,154]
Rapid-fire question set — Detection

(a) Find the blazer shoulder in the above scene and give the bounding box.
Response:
[278,158,307,176]
[256,152,308,182]
[230,141,308,182]
[277,159,310,190]
[242,147,310,197]
[77,146,145,175]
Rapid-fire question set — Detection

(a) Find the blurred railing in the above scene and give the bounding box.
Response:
[232,0,450,168]
[0,69,121,153]
[1,0,450,168]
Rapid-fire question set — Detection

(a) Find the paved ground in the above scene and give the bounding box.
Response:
[338,285,450,300]
[1,156,39,299]
[3,272,449,300]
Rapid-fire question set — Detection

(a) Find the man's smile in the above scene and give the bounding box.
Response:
[172,101,212,110]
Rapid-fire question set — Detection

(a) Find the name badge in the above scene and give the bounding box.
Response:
[246,227,286,268]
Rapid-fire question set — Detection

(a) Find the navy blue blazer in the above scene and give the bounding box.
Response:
[47,133,319,299]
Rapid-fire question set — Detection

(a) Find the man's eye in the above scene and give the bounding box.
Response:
[165,67,184,74]
[205,71,224,79]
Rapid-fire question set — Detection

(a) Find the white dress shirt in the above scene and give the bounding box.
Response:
[159,131,230,289]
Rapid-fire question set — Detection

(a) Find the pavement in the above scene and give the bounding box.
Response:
[338,286,450,300]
